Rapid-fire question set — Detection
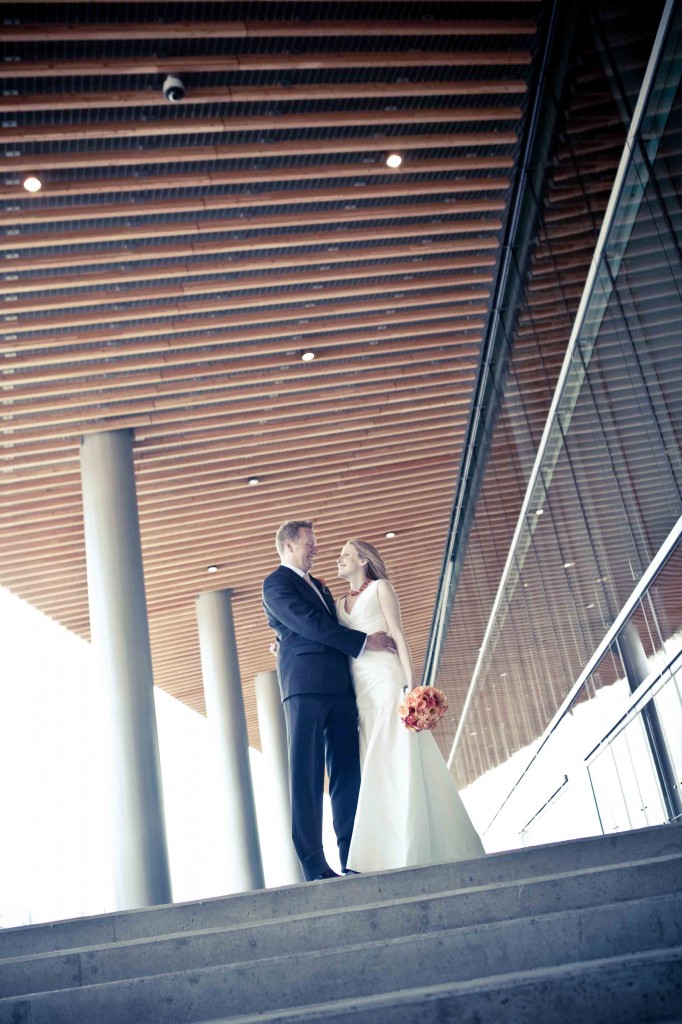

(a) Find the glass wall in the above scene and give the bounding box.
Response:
[435,1,682,847]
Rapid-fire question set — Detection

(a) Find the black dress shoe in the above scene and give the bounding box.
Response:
[311,869,340,880]
[342,869,360,875]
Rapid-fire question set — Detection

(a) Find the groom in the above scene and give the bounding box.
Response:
[262,519,395,881]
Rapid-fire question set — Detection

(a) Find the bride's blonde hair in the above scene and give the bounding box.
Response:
[347,539,390,582]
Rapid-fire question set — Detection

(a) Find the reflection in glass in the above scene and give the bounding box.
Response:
[436,4,682,850]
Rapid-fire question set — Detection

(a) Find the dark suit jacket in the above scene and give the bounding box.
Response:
[262,564,366,700]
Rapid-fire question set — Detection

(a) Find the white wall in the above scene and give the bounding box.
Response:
[0,586,341,926]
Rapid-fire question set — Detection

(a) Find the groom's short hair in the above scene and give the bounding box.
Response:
[276,519,314,557]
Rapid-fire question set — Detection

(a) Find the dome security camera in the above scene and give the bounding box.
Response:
[162,74,186,103]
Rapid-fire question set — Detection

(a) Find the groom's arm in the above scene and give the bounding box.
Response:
[263,573,366,659]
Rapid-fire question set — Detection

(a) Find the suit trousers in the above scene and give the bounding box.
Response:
[283,690,361,880]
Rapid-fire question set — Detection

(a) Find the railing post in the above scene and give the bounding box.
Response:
[617,621,682,821]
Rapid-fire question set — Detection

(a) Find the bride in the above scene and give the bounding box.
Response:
[336,538,485,873]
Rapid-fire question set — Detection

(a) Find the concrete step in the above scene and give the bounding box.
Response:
[1,852,681,998]
[2,822,680,961]
[200,946,682,1024]
[1,892,680,1024]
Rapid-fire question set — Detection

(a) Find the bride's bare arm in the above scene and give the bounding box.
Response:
[376,579,416,690]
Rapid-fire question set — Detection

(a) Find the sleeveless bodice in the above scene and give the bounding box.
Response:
[337,579,387,633]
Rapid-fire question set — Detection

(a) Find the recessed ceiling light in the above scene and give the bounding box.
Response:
[385,531,397,538]
[586,603,595,609]
[386,153,403,168]
[563,561,574,569]
[22,175,42,193]
[247,476,261,486]
[535,508,544,516]
[301,350,315,362]
[207,565,219,574]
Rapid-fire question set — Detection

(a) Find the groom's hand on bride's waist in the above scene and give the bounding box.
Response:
[365,631,397,653]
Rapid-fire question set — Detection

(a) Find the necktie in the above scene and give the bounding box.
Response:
[304,573,329,610]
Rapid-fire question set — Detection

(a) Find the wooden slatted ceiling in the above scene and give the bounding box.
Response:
[0,1,539,746]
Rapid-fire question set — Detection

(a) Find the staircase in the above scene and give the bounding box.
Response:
[1,824,681,1023]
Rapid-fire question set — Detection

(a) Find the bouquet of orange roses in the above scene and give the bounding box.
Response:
[398,685,448,732]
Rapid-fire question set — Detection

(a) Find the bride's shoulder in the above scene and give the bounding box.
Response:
[372,581,399,602]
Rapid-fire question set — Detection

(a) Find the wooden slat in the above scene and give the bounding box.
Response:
[4,131,518,173]
[1,231,499,278]
[0,80,527,114]
[5,299,486,358]
[1,373,469,448]
[3,106,522,145]
[0,241,499,295]
[0,376,464,452]
[1,319,475,376]
[2,227,500,274]
[1,200,504,251]
[6,178,510,228]
[4,261,494,315]
[1,349,478,427]
[0,51,532,79]
[6,281,490,335]
[3,20,537,41]
[0,157,514,202]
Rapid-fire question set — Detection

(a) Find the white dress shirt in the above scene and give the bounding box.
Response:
[281,563,330,610]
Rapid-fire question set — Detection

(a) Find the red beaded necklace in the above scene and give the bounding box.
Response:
[348,578,372,598]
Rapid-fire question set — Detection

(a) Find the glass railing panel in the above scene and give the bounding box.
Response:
[587,715,668,833]
[587,663,680,832]
[471,532,681,850]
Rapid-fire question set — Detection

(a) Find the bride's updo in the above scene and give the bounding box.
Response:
[348,539,390,581]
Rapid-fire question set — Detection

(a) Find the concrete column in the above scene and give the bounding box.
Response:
[255,670,304,885]
[618,620,682,820]
[80,429,172,911]
[196,589,265,892]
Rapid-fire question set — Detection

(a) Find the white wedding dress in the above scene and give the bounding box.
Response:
[338,580,485,873]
